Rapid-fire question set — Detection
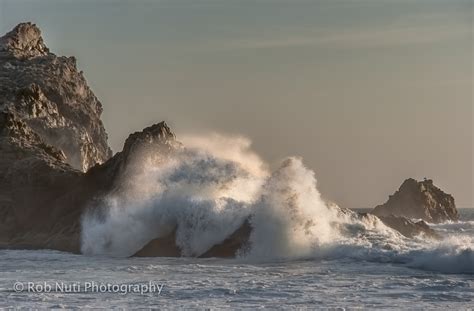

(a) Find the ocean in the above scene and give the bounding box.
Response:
[1,209,472,309]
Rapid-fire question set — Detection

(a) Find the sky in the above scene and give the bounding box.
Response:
[1,0,472,208]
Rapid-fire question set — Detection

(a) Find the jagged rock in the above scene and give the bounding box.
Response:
[0,117,179,253]
[86,121,182,194]
[0,22,112,171]
[0,22,49,59]
[372,178,458,224]
[0,22,114,252]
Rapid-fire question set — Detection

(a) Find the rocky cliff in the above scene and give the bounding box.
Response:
[0,21,182,252]
[0,22,111,172]
[0,103,177,253]
[0,22,114,252]
[372,178,458,223]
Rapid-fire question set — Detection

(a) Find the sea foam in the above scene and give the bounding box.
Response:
[81,134,474,274]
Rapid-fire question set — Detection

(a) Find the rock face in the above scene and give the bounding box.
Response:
[0,110,83,252]
[0,21,182,254]
[0,116,176,253]
[88,121,181,192]
[0,22,111,172]
[0,22,114,252]
[372,178,458,223]
[0,22,49,59]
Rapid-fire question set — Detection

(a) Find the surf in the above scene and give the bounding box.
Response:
[80,134,474,274]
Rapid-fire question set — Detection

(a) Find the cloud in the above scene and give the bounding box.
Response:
[202,10,471,52]
[214,24,470,51]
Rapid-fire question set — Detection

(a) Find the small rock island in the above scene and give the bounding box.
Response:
[372,178,458,223]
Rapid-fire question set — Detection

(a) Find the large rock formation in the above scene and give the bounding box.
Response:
[0,21,186,255]
[0,22,114,252]
[0,22,111,172]
[372,178,458,223]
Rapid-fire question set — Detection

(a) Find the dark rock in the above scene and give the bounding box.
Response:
[359,213,440,239]
[372,178,458,223]
[133,219,252,258]
[0,22,118,252]
[199,218,252,258]
[86,121,182,194]
[133,229,182,257]
[0,23,139,252]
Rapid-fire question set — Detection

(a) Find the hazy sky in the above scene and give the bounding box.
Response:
[1,0,472,208]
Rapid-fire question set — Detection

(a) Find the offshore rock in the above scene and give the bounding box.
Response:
[372,178,459,224]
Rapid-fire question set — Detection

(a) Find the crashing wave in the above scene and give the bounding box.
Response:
[80,134,473,274]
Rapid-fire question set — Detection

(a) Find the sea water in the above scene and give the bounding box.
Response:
[1,209,472,309]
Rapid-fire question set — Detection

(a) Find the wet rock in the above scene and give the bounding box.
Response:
[133,229,182,257]
[359,213,440,239]
[133,219,252,258]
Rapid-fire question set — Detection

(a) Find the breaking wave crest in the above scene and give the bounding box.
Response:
[81,134,473,274]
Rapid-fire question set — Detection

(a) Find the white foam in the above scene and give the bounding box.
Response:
[405,236,474,274]
[81,134,474,274]
[81,134,266,257]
